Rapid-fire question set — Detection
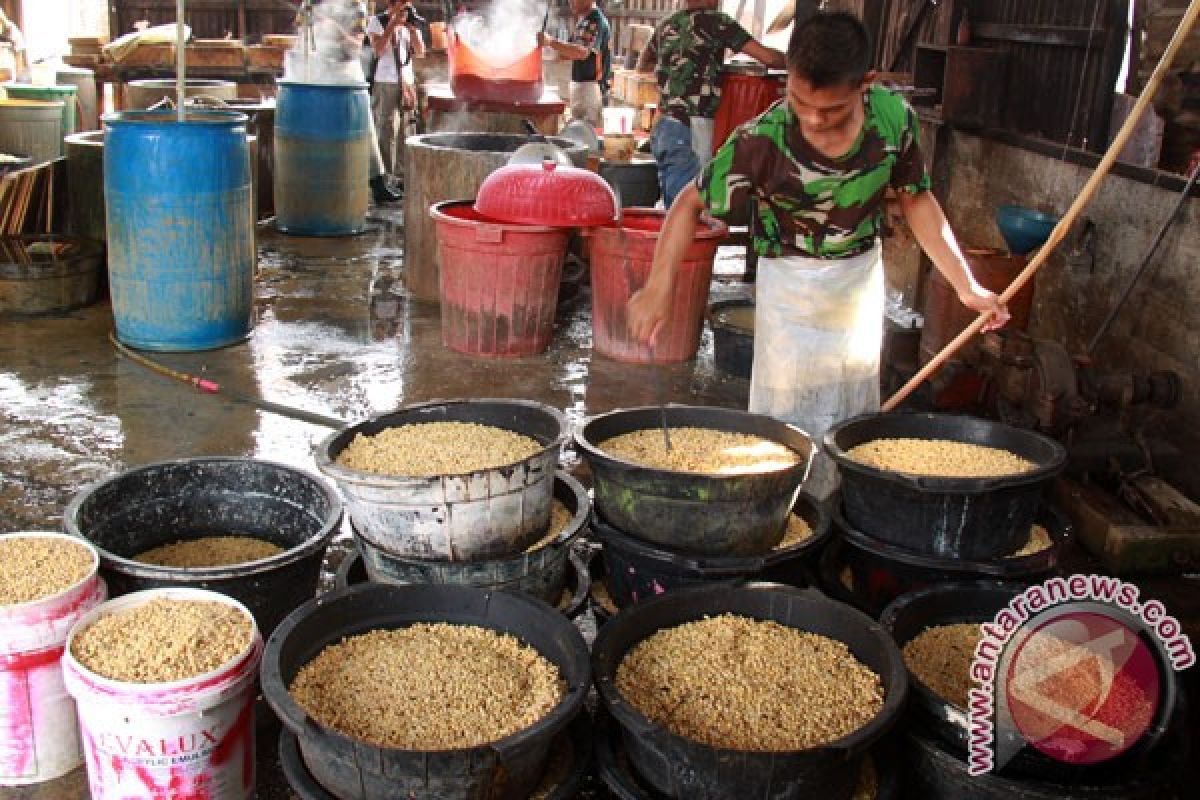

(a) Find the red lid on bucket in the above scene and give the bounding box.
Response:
[474,160,617,228]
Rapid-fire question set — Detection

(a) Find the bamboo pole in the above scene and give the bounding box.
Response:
[882,0,1200,412]
[177,0,187,122]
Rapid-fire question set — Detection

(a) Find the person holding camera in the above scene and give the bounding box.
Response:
[367,0,426,190]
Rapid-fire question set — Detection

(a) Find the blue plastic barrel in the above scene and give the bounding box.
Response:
[273,81,371,236]
[104,110,254,351]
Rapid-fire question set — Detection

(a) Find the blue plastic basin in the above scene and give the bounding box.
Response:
[996,204,1059,255]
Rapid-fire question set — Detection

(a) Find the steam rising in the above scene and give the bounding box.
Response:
[452,0,548,66]
[285,0,367,85]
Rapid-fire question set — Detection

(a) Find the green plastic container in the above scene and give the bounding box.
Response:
[4,84,79,141]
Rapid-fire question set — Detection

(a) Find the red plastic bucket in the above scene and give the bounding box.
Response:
[62,588,262,800]
[1,533,105,786]
[432,200,570,357]
[712,72,784,155]
[588,209,727,363]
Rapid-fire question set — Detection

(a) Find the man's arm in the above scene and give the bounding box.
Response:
[898,190,1010,331]
[627,184,709,344]
[407,18,425,58]
[738,39,785,69]
[538,32,591,61]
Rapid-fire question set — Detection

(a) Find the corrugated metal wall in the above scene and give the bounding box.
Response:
[878,0,1128,153]
[972,0,1128,150]
[110,1,294,41]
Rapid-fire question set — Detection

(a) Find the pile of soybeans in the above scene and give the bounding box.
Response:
[616,615,883,751]
[289,623,564,749]
[600,428,799,474]
[0,535,94,606]
[71,597,253,683]
[901,623,982,709]
[336,421,542,477]
[135,535,283,567]
[847,438,1034,478]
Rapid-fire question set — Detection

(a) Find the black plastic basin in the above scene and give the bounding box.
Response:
[596,493,828,608]
[261,583,591,800]
[707,297,754,380]
[335,544,593,620]
[592,583,907,800]
[881,582,1182,783]
[835,501,1071,616]
[63,457,342,638]
[345,472,590,607]
[824,413,1067,560]
[576,405,813,556]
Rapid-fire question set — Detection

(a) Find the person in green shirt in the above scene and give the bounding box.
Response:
[627,11,1009,497]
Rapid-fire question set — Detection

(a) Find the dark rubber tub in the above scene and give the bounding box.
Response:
[596,493,828,607]
[707,297,754,380]
[593,583,907,800]
[595,710,902,800]
[835,501,1071,615]
[881,582,1181,783]
[346,472,590,606]
[261,583,590,800]
[279,712,593,800]
[576,405,814,556]
[63,457,342,638]
[824,413,1067,560]
[335,544,593,619]
[902,718,1189,799]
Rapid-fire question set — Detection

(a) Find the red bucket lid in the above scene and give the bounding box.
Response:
[474,160,617,228]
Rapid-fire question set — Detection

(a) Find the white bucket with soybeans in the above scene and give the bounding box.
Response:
[0,532,106,786]
[62,588,262,800]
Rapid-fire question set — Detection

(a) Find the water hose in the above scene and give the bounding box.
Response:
[109,333,348,430]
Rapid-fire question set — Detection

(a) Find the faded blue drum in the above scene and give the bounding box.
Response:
[104,110,254,351]
[274,81,371,235]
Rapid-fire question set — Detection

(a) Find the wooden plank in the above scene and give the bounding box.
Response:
[974,22,1108,48]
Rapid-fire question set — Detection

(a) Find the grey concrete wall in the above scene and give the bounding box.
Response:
[907,130,1200,468]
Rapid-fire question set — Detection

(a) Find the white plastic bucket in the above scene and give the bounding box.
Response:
[62,588,262,800]
[0,531,105,786]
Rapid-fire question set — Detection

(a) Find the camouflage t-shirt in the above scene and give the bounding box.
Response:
[698,86,932,258]
[644,9,751,123]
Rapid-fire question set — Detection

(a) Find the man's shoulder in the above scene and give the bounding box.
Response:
[867,86,914,124]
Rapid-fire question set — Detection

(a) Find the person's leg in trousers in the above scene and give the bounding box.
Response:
[366,112,400,205]
[372,80,402,176]
[650,117,699,208]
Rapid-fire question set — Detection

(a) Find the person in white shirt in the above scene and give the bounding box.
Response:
[367,0,425,186]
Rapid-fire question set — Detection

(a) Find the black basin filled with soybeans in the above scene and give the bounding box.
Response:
[592,583,907,800]
[261,583,590,800]
[316,399,568,561]
[63,457,343,639]
[824,413,1067,560]
[881,582,1180,783]
[576,405,813,556]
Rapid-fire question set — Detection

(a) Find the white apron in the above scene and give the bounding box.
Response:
[749,246,885,499]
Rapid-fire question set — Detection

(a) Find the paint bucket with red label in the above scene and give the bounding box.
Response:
[62,588,262,800]
[0,532,105,787]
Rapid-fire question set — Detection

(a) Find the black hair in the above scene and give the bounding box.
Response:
[786,11,872,88]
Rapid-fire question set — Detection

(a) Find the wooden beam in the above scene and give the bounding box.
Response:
[973,22,1108,48]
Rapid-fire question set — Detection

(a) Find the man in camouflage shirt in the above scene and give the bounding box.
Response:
[628,12,1009,496]
[637,0,783,206]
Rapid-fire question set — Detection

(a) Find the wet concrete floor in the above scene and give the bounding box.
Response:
[0,204,753,799]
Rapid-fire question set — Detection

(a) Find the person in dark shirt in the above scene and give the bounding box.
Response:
[539,0,611,129]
